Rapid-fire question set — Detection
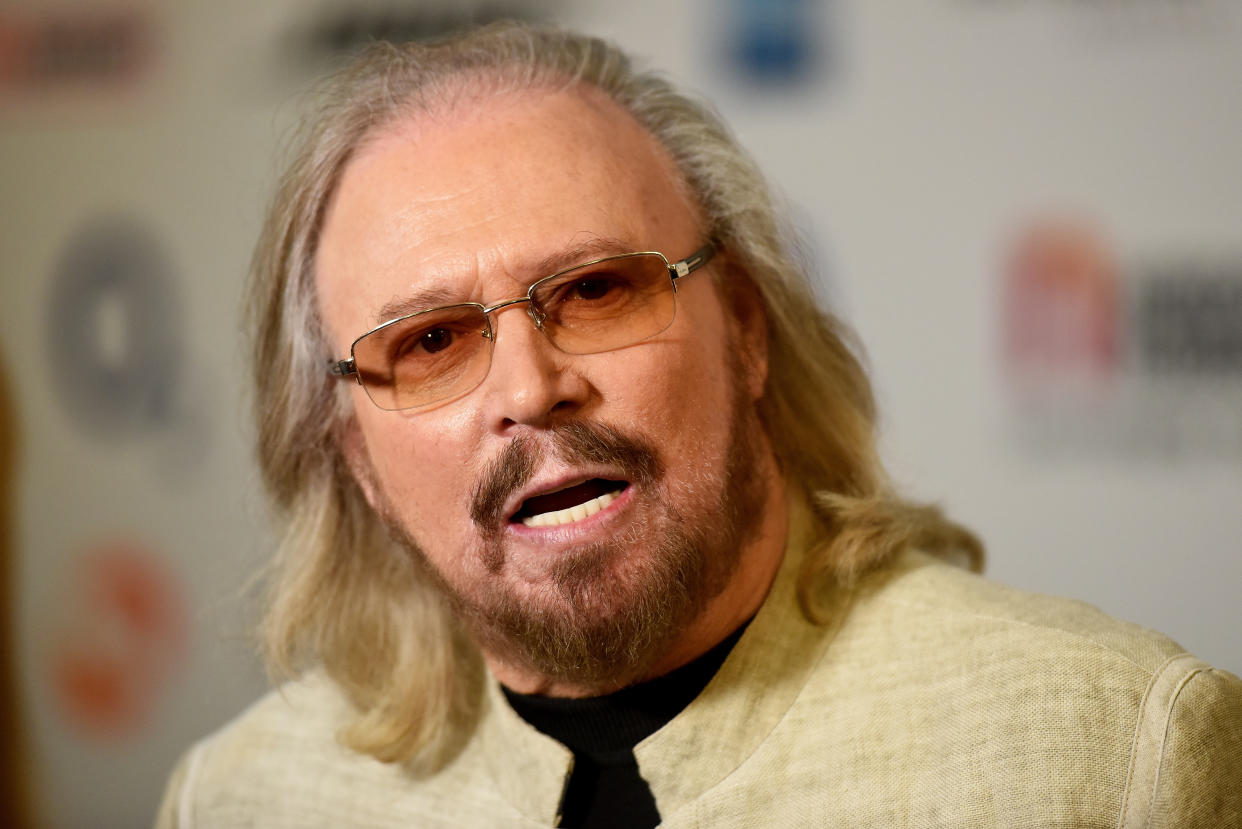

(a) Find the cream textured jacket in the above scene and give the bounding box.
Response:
[157,512,1242,828]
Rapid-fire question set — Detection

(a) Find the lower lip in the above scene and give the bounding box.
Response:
[505,484,635,541]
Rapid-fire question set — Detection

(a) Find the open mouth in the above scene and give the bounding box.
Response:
[511,479,628,528]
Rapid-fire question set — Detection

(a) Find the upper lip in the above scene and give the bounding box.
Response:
[502,468,629,523]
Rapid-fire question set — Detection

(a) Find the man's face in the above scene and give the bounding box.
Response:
[315,86,771,691]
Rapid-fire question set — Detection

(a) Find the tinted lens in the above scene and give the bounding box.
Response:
[352,304,491,410]
[531,253,675,354]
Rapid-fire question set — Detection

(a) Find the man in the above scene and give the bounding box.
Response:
[158,23,1242,828]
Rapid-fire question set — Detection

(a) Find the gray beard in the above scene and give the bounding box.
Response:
[384,399,768,692]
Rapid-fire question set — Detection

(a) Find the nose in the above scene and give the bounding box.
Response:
[479,302,591,433]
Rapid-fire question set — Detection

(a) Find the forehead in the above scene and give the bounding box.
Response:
[315,85,703,341]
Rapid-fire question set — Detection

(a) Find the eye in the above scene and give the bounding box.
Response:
[544,272,627,307]
[570,276,615,301]
[392,322,469,363]
[530,256,658,327]
[419,327,454,354]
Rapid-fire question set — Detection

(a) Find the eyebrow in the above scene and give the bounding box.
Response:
[530,235,636,279]
[370,235,638,326]
[373,286,464,327]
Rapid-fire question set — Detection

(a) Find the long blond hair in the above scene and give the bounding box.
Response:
[248,22,982,768]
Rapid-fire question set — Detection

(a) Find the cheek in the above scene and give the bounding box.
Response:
[601,337,740,479]
[356,410,479,547]
[637,294,739,425]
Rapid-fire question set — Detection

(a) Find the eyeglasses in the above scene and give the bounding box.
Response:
[329,243,716,411]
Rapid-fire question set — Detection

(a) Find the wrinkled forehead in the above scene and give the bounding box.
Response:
[313,83,706,347]
[341,80,700,238]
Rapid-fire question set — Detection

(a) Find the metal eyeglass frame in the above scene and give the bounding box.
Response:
[328,242,717,404]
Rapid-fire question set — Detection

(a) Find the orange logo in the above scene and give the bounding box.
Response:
[49,543,187,739]
[1004,219,1121,386]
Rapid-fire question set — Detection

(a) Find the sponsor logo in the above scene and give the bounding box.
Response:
[46,216,182,439]
[48,542,188,739]
[0,4,156,107]
[282,1,563,70]
[1002,219,1242,458]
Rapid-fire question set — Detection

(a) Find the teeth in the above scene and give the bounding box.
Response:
[522,490,618,528]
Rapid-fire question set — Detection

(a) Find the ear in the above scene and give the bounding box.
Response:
[722,263,770,402]
[338,418,382,512]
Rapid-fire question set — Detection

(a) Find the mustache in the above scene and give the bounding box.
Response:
[469,420,663,531]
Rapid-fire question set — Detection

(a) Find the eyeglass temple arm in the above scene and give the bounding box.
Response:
[330,358,357,378]
[671,242,717,281]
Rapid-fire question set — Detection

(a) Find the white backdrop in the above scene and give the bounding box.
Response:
[2,1,1238,826]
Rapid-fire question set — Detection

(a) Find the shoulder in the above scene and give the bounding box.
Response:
[155,673,390,828]
[154,673,522,829]
[794,551,1242,827]
[850,550,1193,672]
